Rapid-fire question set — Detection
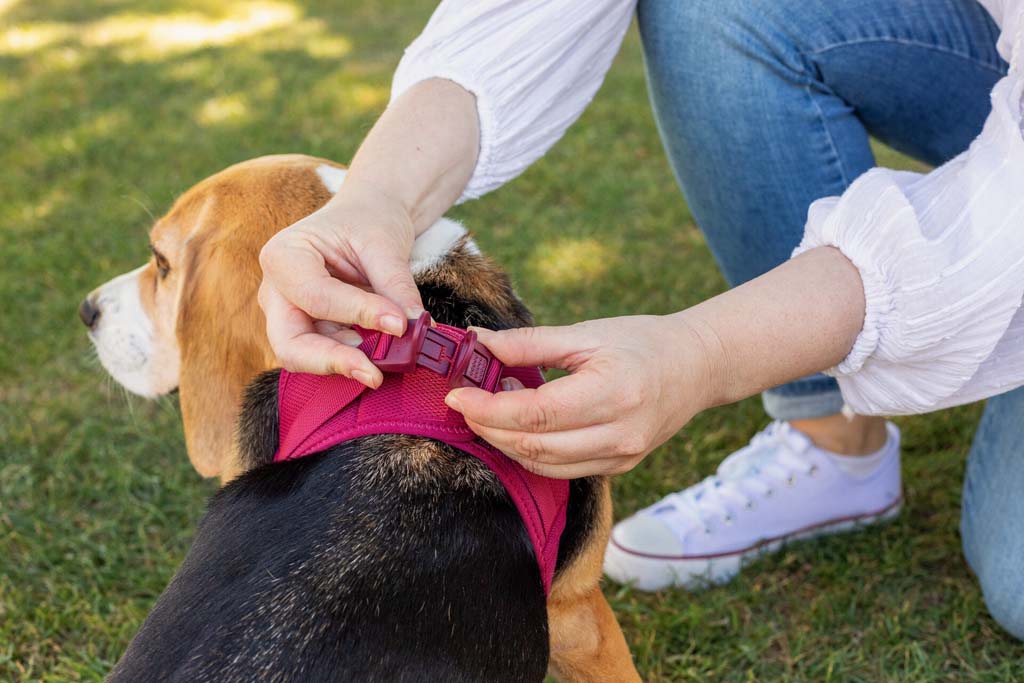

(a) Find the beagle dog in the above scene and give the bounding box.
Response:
[82,155,640,682]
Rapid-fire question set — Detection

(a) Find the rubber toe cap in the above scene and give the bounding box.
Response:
[610,513,685,557]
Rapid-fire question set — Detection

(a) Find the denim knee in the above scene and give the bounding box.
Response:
[960,387,1024,641]
[974,559,1024,640]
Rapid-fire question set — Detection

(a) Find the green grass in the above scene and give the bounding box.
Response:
[1,1,1021,681]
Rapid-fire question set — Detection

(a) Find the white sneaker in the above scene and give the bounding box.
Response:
[604,421,902,591]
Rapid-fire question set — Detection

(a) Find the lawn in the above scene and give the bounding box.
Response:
[1,1,1022,681]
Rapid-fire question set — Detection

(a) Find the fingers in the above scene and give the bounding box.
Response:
[260,236,408,336]
[471,326,593,370]
[259,283,383,387]
[446,372,616,433]
[446,362,651,478]
[506,456,630,480]
[361,242,425,319]
[313,320,365,346]
[460,419,643,479]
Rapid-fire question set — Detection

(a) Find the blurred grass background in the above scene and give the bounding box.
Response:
[1,1,1022,680]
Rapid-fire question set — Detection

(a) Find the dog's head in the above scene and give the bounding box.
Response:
[83,154,528,480]
[81,155,342,476]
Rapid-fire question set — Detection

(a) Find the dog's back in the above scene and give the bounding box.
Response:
[109,432,549,682]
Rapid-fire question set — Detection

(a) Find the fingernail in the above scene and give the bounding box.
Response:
[352,369,378,388]
[380,315,404,336]
[339,330,363,346]
[500,378,518,392]
[445,391,462,412]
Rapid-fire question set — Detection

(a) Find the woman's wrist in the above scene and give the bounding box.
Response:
[324,174,416,242]
[663,247,866,411]
[345,78,480,235]
[659,312,729,413]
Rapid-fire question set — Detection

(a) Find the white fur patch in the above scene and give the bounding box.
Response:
[87,264,179,398]
[316,164,348,194]
[315,163,476,274]
[410,218,473,275]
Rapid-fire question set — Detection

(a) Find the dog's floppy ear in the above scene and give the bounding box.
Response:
[176,232,275,478]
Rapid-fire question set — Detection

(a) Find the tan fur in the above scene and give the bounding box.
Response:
[126,155,638,678]
[548,479,642,682]
[142,155,338,477]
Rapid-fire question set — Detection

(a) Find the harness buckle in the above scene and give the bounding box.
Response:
[369,311,504,392]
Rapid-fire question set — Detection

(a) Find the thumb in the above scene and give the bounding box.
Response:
[472,325,586,370]
[362,245,424,319]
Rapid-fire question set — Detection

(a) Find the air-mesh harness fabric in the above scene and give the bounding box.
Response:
[273,323,569,594]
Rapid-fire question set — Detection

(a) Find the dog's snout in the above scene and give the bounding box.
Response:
[79,296,101,328]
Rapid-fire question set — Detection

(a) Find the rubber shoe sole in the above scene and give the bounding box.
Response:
[603,498,902,592]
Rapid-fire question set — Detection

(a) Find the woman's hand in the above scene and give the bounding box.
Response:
[258,177,425,388]
[258,80,480,387]
[444,248,870,479]
[444,316,716,478]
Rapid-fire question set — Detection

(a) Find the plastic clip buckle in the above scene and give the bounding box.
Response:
[371,311,504,392]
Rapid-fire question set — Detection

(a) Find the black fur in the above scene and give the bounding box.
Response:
[235,369,280,471]
[555,476,602,571]
[109,439,549,682]
[418,281,530,331]
[109,246,603,682]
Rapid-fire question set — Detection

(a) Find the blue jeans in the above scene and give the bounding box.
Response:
[638,0,1005,420]
[638,0,1023,639]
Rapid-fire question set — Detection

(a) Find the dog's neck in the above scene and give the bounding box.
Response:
[414,237,533,331]
[234,238,534,475]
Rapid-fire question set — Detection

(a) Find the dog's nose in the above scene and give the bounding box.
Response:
[79,297,101,328]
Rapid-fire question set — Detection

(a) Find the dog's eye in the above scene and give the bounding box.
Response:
[151,245,171,280]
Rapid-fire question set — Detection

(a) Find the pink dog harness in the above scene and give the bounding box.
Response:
[274,313,568,594]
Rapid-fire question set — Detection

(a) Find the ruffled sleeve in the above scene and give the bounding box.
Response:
[793,8,1024,415]
[390,0,636,202]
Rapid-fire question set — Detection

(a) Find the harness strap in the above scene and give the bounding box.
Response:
[273,314,568,594]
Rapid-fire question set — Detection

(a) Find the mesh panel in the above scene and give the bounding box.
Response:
[273,324,568,593]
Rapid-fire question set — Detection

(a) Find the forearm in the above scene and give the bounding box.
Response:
[672,247,865,409]
[332,78,479,234]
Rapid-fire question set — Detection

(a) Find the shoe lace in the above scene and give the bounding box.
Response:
[650,422,818,533]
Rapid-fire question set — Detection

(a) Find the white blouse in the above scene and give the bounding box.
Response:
[391,0,1024,416]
